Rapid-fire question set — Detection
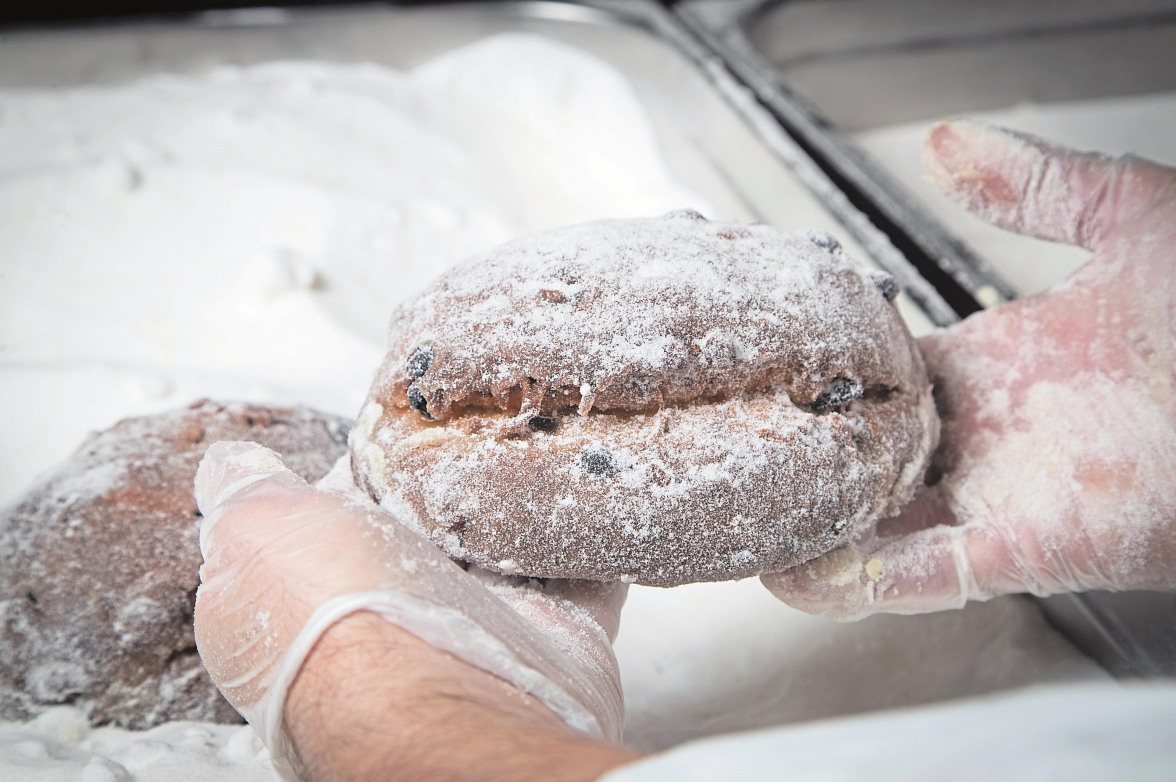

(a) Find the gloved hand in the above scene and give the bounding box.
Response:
[763,120,1176,620]
[194,441,632,781]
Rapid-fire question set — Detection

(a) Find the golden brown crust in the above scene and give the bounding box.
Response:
[0,400,349,728]
[352,213,938,586]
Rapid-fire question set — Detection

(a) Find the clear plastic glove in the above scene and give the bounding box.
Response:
[763,120,1176,620]
[194,441,628,780]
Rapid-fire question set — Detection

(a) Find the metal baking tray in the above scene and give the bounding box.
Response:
[676,0,1176,679]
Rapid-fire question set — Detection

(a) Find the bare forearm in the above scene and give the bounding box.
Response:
[283,611,642,782]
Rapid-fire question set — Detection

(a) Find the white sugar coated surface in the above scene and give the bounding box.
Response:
[0,31,1114,780]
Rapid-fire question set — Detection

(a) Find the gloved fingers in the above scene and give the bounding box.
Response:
[463,567,628,731]
[312,453,630,644]
[760,500,1152,620]
[195,440,301,514]
[923,119,1176,252]
[196,445,404,605]
[467,569,628,644]
[761,523,974,621]
[537,578,629,644]
[760,483,1032,621]
[312,452,373,504]
[316,452,629,738]
[193,443,389,716]
[195,441,626,745]
[195,440,309,568]
[314,455,629,664]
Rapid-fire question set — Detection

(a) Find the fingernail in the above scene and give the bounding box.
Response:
[922,121,959,194]
[194,441,294,515]
[924,120,1033,220]
[923,120,986,196]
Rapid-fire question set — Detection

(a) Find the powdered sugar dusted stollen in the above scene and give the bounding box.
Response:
[351,211,938,586]
[0,400,349,728]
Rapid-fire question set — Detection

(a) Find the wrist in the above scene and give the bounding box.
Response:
[282,610,640,782]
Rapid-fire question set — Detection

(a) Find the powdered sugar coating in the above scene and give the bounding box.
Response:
[352,213,938,586]
[0,400,348,728]
[373,210,916,421]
